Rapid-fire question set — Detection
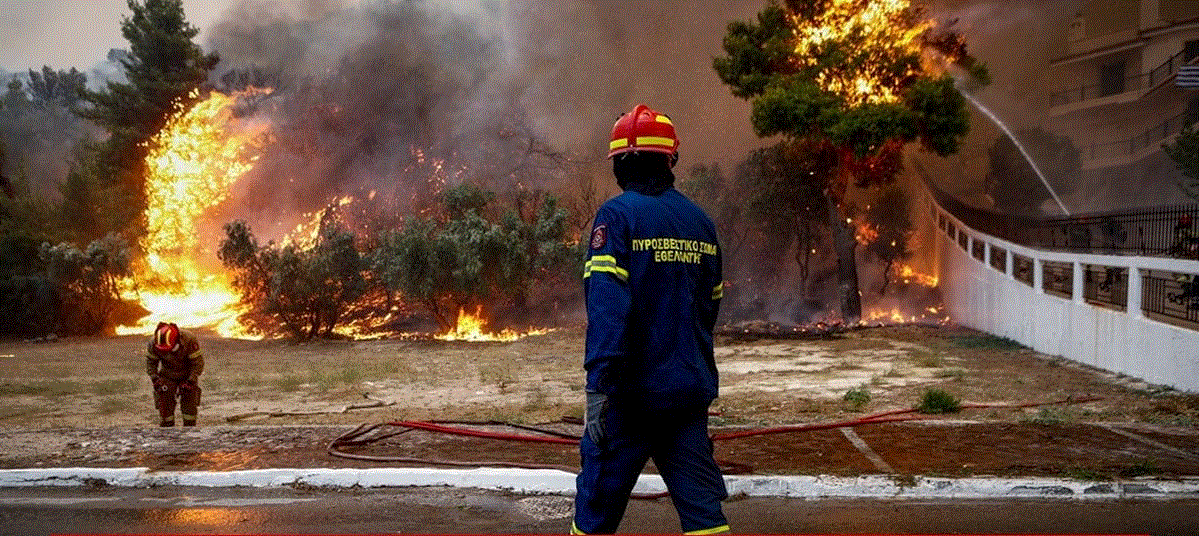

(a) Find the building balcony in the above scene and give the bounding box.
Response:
[1078,108,1196,170]
[1050,49,1191,115]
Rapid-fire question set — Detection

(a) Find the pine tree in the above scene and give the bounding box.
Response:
[75,0,219,235]
[713,0,986,322]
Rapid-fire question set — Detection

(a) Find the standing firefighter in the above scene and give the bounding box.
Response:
[572,104,728,534]
[146,322,204,427]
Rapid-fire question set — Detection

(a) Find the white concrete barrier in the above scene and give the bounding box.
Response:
[922,189,1199,393]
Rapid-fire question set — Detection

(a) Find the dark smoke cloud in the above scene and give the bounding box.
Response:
[203,0,767,238]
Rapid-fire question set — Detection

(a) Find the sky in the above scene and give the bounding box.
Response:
[0,0,228,72]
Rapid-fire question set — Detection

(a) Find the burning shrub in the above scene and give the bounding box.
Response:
[219,182,573,339]
[370,183,573,330]
[219,219,366,340]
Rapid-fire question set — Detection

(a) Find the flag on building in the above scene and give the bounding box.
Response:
[1178,65,1199,88]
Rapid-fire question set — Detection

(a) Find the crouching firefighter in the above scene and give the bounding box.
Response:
[572,104,729,535]
[146,322,204,427]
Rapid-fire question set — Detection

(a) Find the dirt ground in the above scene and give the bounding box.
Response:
[1,324,1197,480]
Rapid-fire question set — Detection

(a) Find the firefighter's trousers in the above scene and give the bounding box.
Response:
[572,399,728,534]
[153,379,200,426]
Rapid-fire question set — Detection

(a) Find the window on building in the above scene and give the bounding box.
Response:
[1185,39,1199,63]
[1099,60,1126,97]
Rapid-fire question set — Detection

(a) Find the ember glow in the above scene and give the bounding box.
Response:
[790,0,931,105]
[853,219,880,245]
[897,263,938,287]
[117,89,272,339]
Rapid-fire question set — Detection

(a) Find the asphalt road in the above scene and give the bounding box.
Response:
[1,486,1197,535]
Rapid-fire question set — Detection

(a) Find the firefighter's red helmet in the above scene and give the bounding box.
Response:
[608,104,679,158]
[154,322,180,352]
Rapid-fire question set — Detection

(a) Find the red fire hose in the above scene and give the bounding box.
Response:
[326,395,1104,500]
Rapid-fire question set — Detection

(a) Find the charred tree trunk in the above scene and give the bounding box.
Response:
[829,198,861,324]
[794,220,811,294]
[879,258,894,295]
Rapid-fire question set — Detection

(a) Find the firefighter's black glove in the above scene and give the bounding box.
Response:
[584,391,608,448]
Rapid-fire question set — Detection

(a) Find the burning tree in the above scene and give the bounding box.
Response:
[861,187,914,295]
[217,181,573,340]
[74,0,219,237]
[713,0,986,322]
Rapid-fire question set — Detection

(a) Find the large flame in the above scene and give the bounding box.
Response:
[116,89,271,339]
[791,0,931,105]
[115,91,550,342]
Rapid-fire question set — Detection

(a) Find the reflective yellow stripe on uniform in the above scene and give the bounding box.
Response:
[570,520,586,534]
[584,255,629,281]
[684,524,731,535]
[712,282,724,300]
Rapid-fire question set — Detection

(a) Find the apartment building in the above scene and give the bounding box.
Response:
[1047,0,1199,213]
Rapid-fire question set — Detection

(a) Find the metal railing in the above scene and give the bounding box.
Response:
[926,176,1199,331]
[1143,270,1199,327]
[1050,49,1187,107]
[1084,108,1197,162]
[1084,264,1128,311]
[923,180,1199,259]
[1042,260,1074,299]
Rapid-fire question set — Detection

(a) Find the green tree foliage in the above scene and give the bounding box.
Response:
[35,233,135,335]
[371,183,572,329]
[1,69,94,214]
[26,67,88,108]
[733,141,830,288]
[1164,124,1199,202]
[75,0,219,235]
[0,139,57,274]
[219,183,573,338]
[679,163,745,262]
[986,128,1080,215]
[219,216,365,341]
[714,0,985,322]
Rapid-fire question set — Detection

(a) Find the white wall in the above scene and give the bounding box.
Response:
[922,189,1199,393]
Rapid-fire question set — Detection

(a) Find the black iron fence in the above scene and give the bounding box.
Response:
[924,181,1199,260]
[1042,260,1073,299]
[1084,265,1128,311]
[1143,270,1199,328]
[926,177,1199,330]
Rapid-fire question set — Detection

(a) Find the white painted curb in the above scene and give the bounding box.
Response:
[2,467,1198,499]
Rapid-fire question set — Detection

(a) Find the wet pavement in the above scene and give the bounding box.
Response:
[2,486,1198,535]
[4,420,1198,480]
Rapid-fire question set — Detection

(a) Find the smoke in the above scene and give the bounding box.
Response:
[195,0,1087,325]
[202,0,766,241]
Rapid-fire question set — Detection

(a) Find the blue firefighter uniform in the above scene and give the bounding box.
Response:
[573,178,728,534]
